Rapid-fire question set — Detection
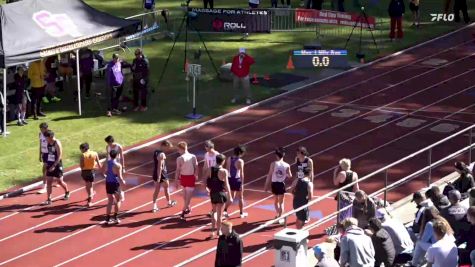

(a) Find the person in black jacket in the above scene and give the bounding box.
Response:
[388,0,405,41]
[454,0,470,23]
[215,221,243,267]
[457,206,475,265]
[367,218,396,267]
[452,161,475,198]
[425,186,450,211]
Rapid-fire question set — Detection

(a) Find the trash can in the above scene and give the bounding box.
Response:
[274,228,309,267]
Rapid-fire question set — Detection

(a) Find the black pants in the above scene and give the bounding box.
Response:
[203,0,214,8]
[0,108,4,133]
[81,73,93,96]
[133,81,148,108]
[454,0,470,23]
[30,86,45,117]
[307,0,323,9]
[109,85,123,111]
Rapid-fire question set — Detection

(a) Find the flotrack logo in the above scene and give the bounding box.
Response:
[430,13,455,22]
[224,22,247,30]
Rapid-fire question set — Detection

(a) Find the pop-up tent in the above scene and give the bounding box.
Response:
[0,0,141,137]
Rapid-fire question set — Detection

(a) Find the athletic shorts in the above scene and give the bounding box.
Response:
[180,174,196,188]
[229,178,242,192]
[42,153,49,164]
[210,191,228,204]
[271,182,286,195]
[106,182,120,195]
[46,163,63,178]
[293,202,309,222]
[81,170,95,182]
[409,2,419,11]
[153,174,168,183]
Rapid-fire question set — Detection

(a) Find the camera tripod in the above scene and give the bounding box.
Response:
[344,6,379,60]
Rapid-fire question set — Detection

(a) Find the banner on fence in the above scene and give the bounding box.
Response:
[295,9,376,28]
[189,8,271,33]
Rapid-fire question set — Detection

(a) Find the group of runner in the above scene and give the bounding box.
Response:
[38,123,360,234]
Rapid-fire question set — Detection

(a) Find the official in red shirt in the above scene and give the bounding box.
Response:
[230,48,255,105]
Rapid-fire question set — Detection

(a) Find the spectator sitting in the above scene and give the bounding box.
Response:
[425,186,450,211]
[367,217,396,267]
[376,209,414,263]
[410,206,455,266]
[451,161,475,199]
[469,187,475,206]
[313,241,339,267]
[440,189,469,239]
[457,206,475,266]
[425,219,458,267]
[352,190,376,229]
[339,217,375,267]
[409,191,433,241]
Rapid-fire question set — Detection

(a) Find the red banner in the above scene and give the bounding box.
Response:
[295,9,376,28]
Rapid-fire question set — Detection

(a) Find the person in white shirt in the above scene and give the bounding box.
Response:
[425,219,458,267]
[265,147,292,225]
[175,141,198,220]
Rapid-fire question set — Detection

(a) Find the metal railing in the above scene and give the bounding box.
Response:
[177,124,475,266]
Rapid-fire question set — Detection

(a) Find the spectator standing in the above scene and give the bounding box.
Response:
[230,48,255,105]
[425,219,458,267]
[143,0,157,28]
[131,49,150,112]
[441,190,469,239]
[44,55,61,104]
[203,0,214,8]
[333,158,359,223]
[376,209,414,263]
[409,0,420,27]
[352,190,376,229]
[28,60,47,120]
[454,0,470,23]
[339,217,375,267]
[215,221,243,267]
[79,48,94,99]
[425,186,450,211]
[388,0,405,41]
[457,206,475,265]
[451,161,475,198]
[13,66,28,126]
[367,218,396,267]
[106,54,130,117]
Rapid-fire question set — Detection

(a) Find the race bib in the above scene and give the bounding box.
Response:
[47,154,56,162]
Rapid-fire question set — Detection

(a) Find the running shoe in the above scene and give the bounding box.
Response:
[245,98,252,105]
[140,106,148,112]
[207,211,213,218]
[114,217,121,224]
[42,97,50,104]
[278,218,285,225]
[167,200,177,208]
[133,106,140,112]
[240,212,248,218]
[43,199,52,206]
[180,210,186,220]
[223,211,229,218]
[37,187,47,194]
[107,111,112,117]
[152,204,159,213]
[22,120,28,125]
[184,208,191,215]
[17,121,24,126]
[38,112,46,117]
[230,98,237,104]
[105,218,113,225]
[112,109,122,115]
[64,191,70,200]
[51,96,61,102]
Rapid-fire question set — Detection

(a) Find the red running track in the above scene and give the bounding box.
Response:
[0,25,475,266]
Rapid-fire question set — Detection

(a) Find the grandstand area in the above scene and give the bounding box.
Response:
[0,22,475,267]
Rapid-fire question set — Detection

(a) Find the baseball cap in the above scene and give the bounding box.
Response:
[448,190,461,201]
[239,48,246,54]
[412,191,424,202]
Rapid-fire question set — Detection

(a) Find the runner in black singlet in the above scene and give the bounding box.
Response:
[291,168,313,229]
[152,140,177,212]
[43,130,70,205]
[295,146,314,182]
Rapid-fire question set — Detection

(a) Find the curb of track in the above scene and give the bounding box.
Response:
[1,22,473,202]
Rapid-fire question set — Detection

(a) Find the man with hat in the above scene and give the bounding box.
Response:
[313,242,339,267]
[408,191,433,241]
[131,49,150,112]
[230,48,255,105]
[441,189,469,239]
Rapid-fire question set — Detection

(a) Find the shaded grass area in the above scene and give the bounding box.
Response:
[0,0,474,191]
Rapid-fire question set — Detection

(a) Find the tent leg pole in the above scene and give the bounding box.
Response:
[3,69,7,137]
[76,49,82,116]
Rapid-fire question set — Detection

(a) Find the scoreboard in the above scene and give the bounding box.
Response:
[292,50,348,69]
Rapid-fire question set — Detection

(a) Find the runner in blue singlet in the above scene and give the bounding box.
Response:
[103,150,126,225]
[224,145,248,218]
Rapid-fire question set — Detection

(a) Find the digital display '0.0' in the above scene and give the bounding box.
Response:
[312,56,330,67]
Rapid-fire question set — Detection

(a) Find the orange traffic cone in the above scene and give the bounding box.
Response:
[184,59,189,73]
[286,55,295,70]
[252,73,259,84]
[264,74,271,81]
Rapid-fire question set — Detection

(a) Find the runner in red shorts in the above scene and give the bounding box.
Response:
[175,141,198,220]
